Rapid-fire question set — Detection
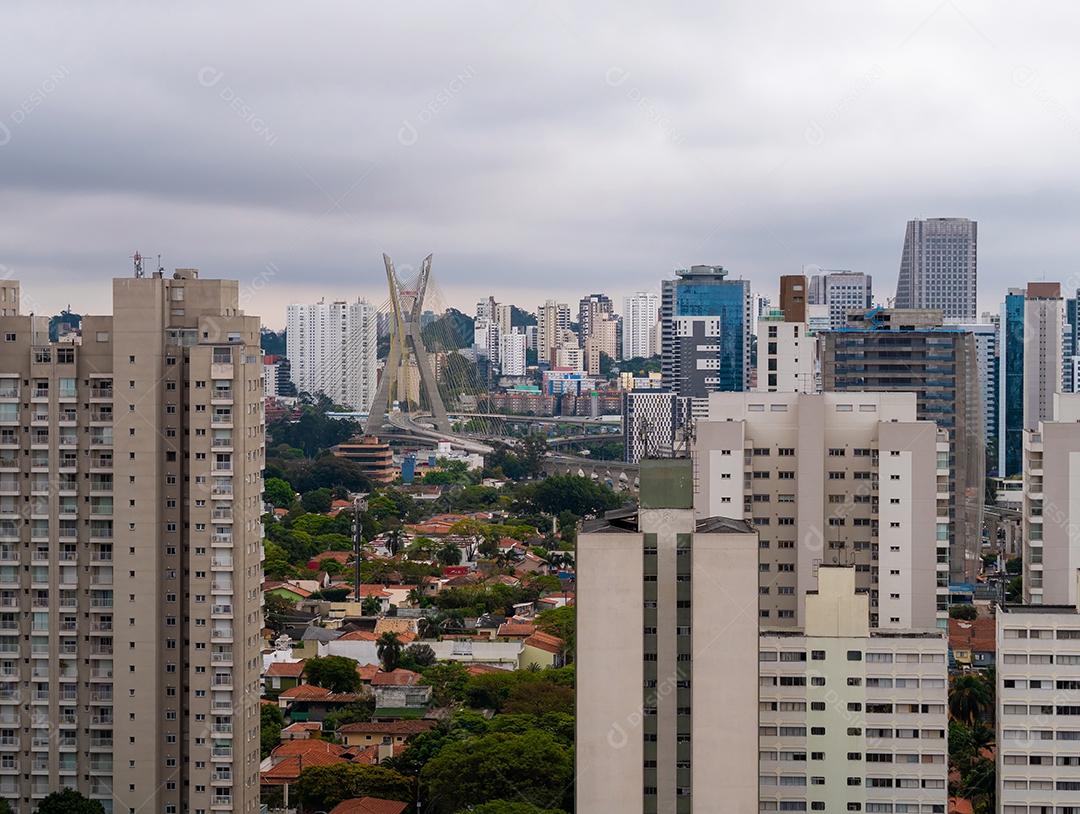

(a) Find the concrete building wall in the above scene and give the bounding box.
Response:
[1023,393,1080,606]
[691,529,759,813]
[0,273,263,814]
[997,601,1080,813]
[760,569,948,814]
[695,392,943,630]
[576,527,644,814]
[755,317,817,393]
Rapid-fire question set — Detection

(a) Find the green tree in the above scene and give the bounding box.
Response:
[362,595,383,616]
[949,604,978,620]
[260,703,284,759]
[464,803,568,814]
[436,541,462,566]
[322,699,376,736]
[301,487,334,514]
[0,799,12,814]
[1006,575,1023,602]
[402,643,436,670]
[535,606,574,656]
[264,477,295,508]
[264,592,299,632]
[1005,557,1022,575]
[421,661,471,706]
[501,681,574,716]
[420,731,573,813]
[517,475,621,517]
[305,655,362,693]
[36,790,106,814]
[377,632,404,672]
[295,763,412,812]
[949,673,993,723]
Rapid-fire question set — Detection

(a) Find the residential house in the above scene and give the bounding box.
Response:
[277,684,368,723]
[371,669,433,715]
[948,616,996,670]
[329,797,410,814]
[337,719,437,750]
[263,660,306,699]
[520,631,566,670]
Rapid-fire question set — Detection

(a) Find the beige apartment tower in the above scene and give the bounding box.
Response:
[696,392,947,631]
[576,459,759,814]
[0,271,264,814]
[1022,392,1080,606]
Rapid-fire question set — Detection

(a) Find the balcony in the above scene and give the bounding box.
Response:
[212,484,234,498]
[89,385,113,400]
[211,604,233,618]
[89,737,113,750]
[211,627,233,642]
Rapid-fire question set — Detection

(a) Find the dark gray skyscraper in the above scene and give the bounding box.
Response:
[894,218,977,320]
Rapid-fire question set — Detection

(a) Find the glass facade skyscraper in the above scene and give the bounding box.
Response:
[660,265,751,399]
[999,289,1025,477]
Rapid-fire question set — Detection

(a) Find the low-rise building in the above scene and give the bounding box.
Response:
[332,436,396,484]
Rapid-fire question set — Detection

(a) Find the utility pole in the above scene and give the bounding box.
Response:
[352,494,368,603]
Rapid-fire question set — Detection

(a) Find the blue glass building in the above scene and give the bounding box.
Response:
[660,265,751,398]
[999,289,1025,477]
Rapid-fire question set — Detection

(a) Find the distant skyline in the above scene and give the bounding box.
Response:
[5,2,1080,326]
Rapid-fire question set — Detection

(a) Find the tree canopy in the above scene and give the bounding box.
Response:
[295,763,413,812]
[420,731,573,814]
[36,790,105,814]
[305,655,362,694]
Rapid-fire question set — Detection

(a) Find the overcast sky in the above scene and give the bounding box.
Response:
[3,1,1080,327]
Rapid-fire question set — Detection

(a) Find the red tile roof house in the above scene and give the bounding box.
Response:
[329,798,410,814]
[337,719,437,749]
[280,721,322,740]
[262,659,306,699]
[276,683,368,723]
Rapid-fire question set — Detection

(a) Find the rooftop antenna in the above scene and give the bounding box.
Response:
[157,255,164,275]
[133,252,145,278]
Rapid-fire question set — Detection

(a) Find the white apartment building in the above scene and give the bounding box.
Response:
[808,270,873,330]
[285,298,378,411]
[577,459,759,814]
[1022,393,1080,606]
[473,317,499,364]
[0,272,264,814]
[997,598,1080,814]
[755,311,818,393]
[585,312,618,375]
[622,291,660,359]
[498,330,527,377]
[759,567,948,814]
[696,392,947,630]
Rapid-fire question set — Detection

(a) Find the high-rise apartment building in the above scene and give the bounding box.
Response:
[1023,283,1064,430]
[577,459,759,814]
[577,293,613,343]
[696,391,946,630]
[584,312,618,375]
[951,322,998,463]
[807,270,873,330]
[621,292,659,360]
[497,330,527,377]
[759,567,948,814]
[998,284,1065,477]
[535,300,571,366]
[996,599,1080,813]
[472,317,500,365]
[822,309,984,584]
[285,298,378,411]
[660,265,752,402]
[1022,393,1080,606]
[0,271,264,814]
[894,218,977,320]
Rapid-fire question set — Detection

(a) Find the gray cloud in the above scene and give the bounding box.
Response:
[2,1,1080,325]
